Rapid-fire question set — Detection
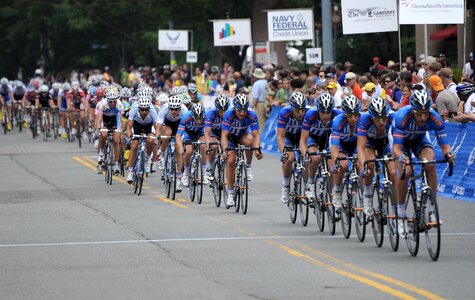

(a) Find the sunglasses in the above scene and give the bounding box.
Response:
[169,107,181,111]
[366,89,375,93]
[108,100,117,103]
[234,108,247,114]
[373,116,388,122]
[413,109,429,116]
[139,107,150,112]
[345,112,359,118]
[292,108,306,113]
[385,80,392,83]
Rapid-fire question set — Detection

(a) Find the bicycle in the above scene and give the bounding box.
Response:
[364,156,399,250]
[40,107,50,142]
[160,136,177,200]
[225,145,261,215]
[282,146,309,226]
[51,107,59,139]
[131,134,156,196]
[185,140,206,204]
[26,105,38,139]
[308,150,334,234]
[101,129,115,185]
[207,142,226,208]
[401,158,453,261]
[1,104,7,135]
[335,155,365,241]
[13,100,23,132]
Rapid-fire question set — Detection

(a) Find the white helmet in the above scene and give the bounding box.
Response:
[170,86,181,96]
[16,81,24,88]
[188,82,198,94]
[316,93,335,112]
[137,96,151,109]
[181,93,192,105]
[105,86,119,99]
[179,85,188,94]
[215,94,230,111]
[120,87,132,98]
[52,82,61,90]
[39,84,49,93]
[62,82,71,91]
[168,94,183,109]
[156,92,168,105]
[0,77,8,85]
[191,103,205,118]
[342,95,361,114]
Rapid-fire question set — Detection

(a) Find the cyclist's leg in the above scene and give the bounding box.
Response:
[417,144,436,193]
[79,103,86,133]
[6,100,12,128]
[363,146,377,194]
[241,133,254,166]
[182,132,194,175]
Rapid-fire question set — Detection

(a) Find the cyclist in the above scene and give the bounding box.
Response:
[13,81,27,128]
[204,94,230,181]
[126,96,159,183]
[22,85,37,127]
[95,86,124,175]
[176,103,209,189]
[156,94,188,174]
[392,90,455,235]
[35,84,56,134]
[221,93,263,207]
[0,77,14,131]
[188,82,203,103]
[58,83,70,139]
[330,95,362,210]
[357,97,397,216]
[300,93,341,203]
[66,81,87,139]
[89,86,105,132]
[277,91,309,204]
[182,92,193,110]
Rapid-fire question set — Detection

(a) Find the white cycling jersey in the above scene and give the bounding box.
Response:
[157,104,188,124]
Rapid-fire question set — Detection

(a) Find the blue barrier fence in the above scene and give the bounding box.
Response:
[260,106,475,203]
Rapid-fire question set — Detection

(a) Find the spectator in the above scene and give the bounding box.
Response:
[265,79,279,115]
[233,71,245,92]
[250,68,268,134]
[372,57,385,71]
[215,73,227,95]
[382,72,399,110]
[195,67,207,95]
[429,75,460,121]
[343,72,363,100]
[387,60,398,71]
[400,83,412,107]
[462,52,474,80]
[439,67,457,95]
[361,82,376,111]
[303,76,315,100]
[326,81,344,109]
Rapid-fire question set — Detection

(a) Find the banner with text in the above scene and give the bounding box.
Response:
[212,19,252,46]
[267,9,314,42]
[341,0,398,34]
[158,30,189,51]
[399,0,464,24]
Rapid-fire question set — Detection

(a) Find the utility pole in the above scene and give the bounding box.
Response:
[321,0,333,67]
[169,20,177,69]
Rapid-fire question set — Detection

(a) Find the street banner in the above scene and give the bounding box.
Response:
[399,0,464,24]
[158,30,189,51]
[341,0,398,34]
[212,19,252,46]
[267,9,314,42]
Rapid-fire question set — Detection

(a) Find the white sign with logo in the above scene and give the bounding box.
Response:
[306,48,322,64]
[267,9,314,42]
[341,0,398,34]
[212,19,252,46]
[186,51,198,63]
[399,0,464,24]
[158,30,189,51]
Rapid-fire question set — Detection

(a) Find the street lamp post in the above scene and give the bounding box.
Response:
[332,5,341,64]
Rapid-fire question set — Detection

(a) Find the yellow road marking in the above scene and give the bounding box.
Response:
[76,156,130,185]
[294,243,445,300]
[270,242,416,300]
[152,195,188,209]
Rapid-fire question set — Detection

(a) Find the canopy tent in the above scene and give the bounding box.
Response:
[430,25,457,40]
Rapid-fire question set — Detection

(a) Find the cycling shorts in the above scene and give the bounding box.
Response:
[182,130,204,144]
[402,135,433,157]
[338,140,357,156]
[132,121,155,139]
[307,134,330,151]
[366,137,391,157]
[103,115,119,130]
[164,119,180,136]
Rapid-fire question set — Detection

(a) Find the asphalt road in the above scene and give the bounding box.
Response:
[1,130,474,300]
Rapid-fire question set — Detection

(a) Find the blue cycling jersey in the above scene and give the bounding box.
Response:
[302,108,341,137]
[204,108,224,133]
[177,111,204,135]
[392,106,448,145]
[0,85,12,101]
[357,111,396,139]
[330,113,359,147]
[277,105,309,135]
[221,109,259,137]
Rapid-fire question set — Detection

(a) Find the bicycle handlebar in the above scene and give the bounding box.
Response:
[206,142,221,154]
[400,159,454,180]
[363,156,395,173]
[226,146,262,154]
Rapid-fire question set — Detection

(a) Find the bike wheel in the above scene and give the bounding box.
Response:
[108,144,114,185]
[371,182,384,248]
[298,174,309,226]
[212,160,223,207]
[53,113,58,139]
[170,156,177,200]
[288,171,298,224]
[189,158,197,203]
[137,151,145,195]
[327,188,336,236]
[405,187,420,257]
[196,162,204,205]
[76,118,82,148]
[18,110,23,133]
[353,181,366,243]
[2,110,7,135]
[314,179,326,232]
[424,189,441,261]
[234,165,242,213]
[385,185,399,251]
[240,164,248,214]
[119,147,125,177]
[340,181,352,239]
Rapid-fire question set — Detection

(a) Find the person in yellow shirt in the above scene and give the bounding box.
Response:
[194,67,207,95]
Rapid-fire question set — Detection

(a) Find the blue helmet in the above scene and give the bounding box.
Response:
[342,95,361,114]
[191,103,205,118]
[215,94,230,111]
[233,93,250,110]
[316,93,334,112]
[368,97,390,117]
[289,91,307,109]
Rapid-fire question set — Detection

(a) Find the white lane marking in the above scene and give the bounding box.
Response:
[1,232,474,248]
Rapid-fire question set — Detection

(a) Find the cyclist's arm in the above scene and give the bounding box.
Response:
[251,129,260,148]
[330,120,341,161]
[221,130,229,154]
[95,111,103,130]
[204,126,212,146]
[299,129,309,156]
[153,123,159,137]
[175,133,184,154]
[357,135,367,168]
[126,119,133,138]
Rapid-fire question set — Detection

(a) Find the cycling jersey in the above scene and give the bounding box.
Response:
[357,111,396,156]
[277,105,310,146]
[49,88,60,101]
[191,93,203,103]
[204,108,224,138]
[0,85,12,102]
[58,90,68,110]
[96,99,124,129]
[13,86,26,101]
[37,92,53,108]
[392,106,448,156]
[66,90,86,105]
[128,104,158,125]
[302,108,341,150]
[157,104,189,124]
[221,109,258,147]
[178,111,205,142]
[331,113,359,155]
[25,91,37,105]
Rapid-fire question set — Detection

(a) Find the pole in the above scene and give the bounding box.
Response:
[322,0,333,66]
[169,20,176,70]
[397,1,402,71]
[424,24,428,57]
[189,30,194,81]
